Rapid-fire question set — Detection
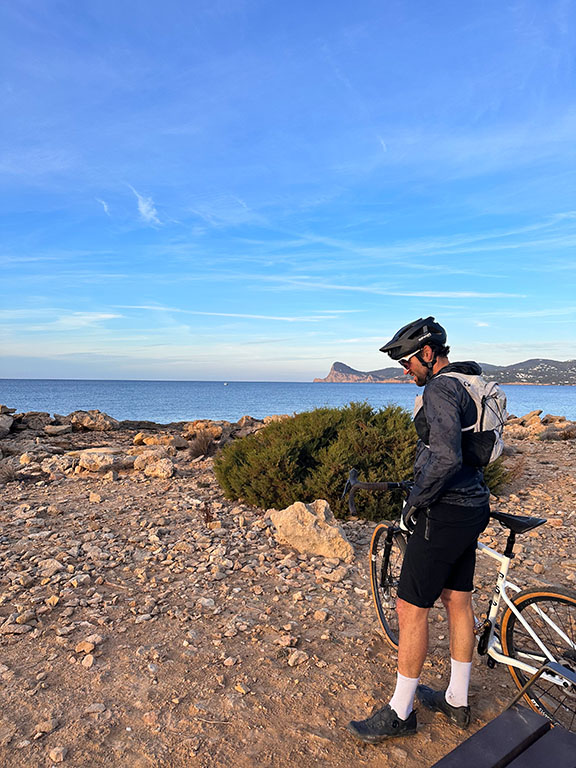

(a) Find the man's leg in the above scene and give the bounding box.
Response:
[389,598,430,719]
[440,588,475,707]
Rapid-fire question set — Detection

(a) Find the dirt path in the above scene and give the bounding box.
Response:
[1,428,575,767]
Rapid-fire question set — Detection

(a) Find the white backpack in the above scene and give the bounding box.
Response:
[439,372,508,466]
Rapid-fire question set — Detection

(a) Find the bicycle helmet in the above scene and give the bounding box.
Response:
[379,317,447,360]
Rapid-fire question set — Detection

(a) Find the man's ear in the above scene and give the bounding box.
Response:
[421,345,433,362]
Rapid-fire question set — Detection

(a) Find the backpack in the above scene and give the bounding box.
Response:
[439,371,508,466]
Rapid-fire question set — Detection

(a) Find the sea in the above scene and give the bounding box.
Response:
[1,379,575,424]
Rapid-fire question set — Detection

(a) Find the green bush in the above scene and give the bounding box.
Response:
[214,402,511,520]
[483,456,510,496]
[214,402,417,521]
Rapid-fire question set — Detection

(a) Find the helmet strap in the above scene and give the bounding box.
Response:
[415,349,438,383]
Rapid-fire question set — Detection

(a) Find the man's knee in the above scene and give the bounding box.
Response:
[396,597,429,626]
[440,589,472,612]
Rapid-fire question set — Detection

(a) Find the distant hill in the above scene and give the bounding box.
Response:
[313,359,576,385]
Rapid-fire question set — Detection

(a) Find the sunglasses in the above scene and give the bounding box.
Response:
[399,349,422,369]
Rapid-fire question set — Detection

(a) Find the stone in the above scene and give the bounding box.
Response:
[66,410,120,431]
[83,703,106,715]
[144,458,174,479]
[82,654,95,668]
[269,500,354,563]
[183,421,224,440]
[49,746,68,762]
[38,558,65,577]
[34,718,59,735]
[287,650,309,667]
[44,424,72,436]
[0,414,13,438]
[133,449,170,470]
[75,640,96,654]
[89,492,102,503]
[142,434,189,449]
[21,412,52,430]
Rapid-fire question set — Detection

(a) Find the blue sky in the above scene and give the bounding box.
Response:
[1,0,575,381]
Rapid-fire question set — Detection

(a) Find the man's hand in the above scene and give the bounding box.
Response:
[400,504,419,533]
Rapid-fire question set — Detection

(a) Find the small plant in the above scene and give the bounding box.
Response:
[483,456,512,497]
[189,430,214,459]
[0,460,16,484]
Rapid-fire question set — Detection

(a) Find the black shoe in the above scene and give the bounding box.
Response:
[347,705,417,744]
[416,685,471,728]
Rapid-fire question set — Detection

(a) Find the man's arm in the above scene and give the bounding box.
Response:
[405,378,464,510]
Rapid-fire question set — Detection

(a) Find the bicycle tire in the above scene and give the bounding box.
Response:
[500,585,576,732]
[369,523,407,650]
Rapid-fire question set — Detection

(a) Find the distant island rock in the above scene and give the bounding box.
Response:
[313,359,576,385]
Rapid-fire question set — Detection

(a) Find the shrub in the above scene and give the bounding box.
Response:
[214,402,417,521]
[214,402,512,520]
[0,460,16,484]
[189,429,215,459]
[483,456,511,496]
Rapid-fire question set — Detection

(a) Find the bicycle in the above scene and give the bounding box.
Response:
[344,468,576,733]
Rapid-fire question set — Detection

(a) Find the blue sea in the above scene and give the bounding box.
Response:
[0,379,574,423]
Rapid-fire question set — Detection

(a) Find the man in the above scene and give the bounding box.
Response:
[348,317,490,743]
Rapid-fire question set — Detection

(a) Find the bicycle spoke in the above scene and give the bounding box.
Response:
[503,587,576,733]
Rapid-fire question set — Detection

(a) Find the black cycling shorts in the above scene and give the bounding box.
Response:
[397,501,490,609]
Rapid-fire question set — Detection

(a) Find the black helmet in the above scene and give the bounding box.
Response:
[380,317,447,360]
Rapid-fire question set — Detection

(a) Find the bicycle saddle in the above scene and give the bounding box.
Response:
[490,510,547,534]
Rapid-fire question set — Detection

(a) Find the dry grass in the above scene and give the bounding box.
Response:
[188,430,215,459]
[0,460,16,484]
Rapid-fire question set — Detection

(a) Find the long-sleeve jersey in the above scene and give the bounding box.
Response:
[405,361,490,514]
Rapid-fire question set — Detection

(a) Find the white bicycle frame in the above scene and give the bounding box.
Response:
[476,541,576,688]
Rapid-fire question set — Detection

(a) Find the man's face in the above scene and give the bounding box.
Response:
[400,347,430,387]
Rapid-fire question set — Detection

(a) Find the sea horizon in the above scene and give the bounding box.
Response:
[2,378,575,424]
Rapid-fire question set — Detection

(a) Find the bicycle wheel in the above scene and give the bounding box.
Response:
[369,523,407,650]
[501,585,576,732]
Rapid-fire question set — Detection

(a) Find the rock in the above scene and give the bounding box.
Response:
[34,717,59,736]
[287,650,309,667]
[144,458,174,479]
[0,414,13,438]
[133,449,171,470]
[78,452,116,473]
[49,746,68,762]
[41,455,75,474]
[197,597,215,610]
[21,412,52,430]
[182,421,225,440]
[66,410,120,431]
[83,703,106,715]
[44,424,72,436]
[142,434,189,449]
[269,499,354,563]
[0,404,16,414]
[75,640,96,654]
[89,492,102,503]
[38,558,65,577]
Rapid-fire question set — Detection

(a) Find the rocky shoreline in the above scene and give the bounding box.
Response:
[0,405,575,767]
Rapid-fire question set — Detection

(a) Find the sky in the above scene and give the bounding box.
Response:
[1,0,575,381]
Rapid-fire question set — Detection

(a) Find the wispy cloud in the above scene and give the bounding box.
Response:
[129,186,161,226]
[263,278,526,299]
[96,198,110,217]
[117,304,339,322]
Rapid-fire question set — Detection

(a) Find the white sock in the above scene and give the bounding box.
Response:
[389,672,419,720]
[445,658,472,708]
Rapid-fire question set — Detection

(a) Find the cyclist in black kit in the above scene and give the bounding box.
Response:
[348,317,490,743]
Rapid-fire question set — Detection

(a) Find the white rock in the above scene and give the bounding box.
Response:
[269,500,354,563]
